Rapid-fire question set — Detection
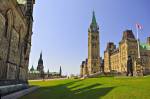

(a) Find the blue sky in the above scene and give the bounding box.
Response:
[29,0,150,75]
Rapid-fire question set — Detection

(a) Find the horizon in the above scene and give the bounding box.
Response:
[29,0,150,75]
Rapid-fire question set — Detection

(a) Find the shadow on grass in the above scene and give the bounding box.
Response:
[21,80,115,99]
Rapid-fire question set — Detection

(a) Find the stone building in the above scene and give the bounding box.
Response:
[28,52,44,79]
[28,65,40,80]
[28,53,62,79]
[104,30,150,75]
[80,12,100,77]
[37,52,44,76]
[28,67,62,80]
[0,0,35,85]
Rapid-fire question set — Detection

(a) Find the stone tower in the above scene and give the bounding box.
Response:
[37,52,44,74]
[104,42,116,72]
[87,11,100,74]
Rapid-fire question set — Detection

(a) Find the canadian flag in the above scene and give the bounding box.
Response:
[136,23,142,29]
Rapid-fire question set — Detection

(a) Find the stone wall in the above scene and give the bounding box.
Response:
[0,0,34,85]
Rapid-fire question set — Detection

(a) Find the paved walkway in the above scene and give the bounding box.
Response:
[29,78,68,82]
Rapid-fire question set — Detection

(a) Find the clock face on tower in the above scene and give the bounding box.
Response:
[17,0,27,4]
[92,27,97,32]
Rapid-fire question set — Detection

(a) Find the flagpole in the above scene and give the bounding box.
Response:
[136,25,140,58]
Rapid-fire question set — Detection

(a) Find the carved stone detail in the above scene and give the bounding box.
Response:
[0,12,6,59]
[0,12,5,36]
[5,9,14,38]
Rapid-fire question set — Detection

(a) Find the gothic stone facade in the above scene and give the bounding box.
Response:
[0,0,35,85]
[80,12,100,77]
[104,30,150,75]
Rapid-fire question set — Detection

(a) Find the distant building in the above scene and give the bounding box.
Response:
[37,52,44,77]
[80,12,101,77]
[104,30,150,75]
[28,65,40,80]
[28,53,62,79]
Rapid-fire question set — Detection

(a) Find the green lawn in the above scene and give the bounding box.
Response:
[21,76,150,99]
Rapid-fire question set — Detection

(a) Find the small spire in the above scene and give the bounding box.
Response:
[47,69,50,74]
[38,51,43,65]
[30,65,34,71]
[40,51,42,59]
[92,11,97,25]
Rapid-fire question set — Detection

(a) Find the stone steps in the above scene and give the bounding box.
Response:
[1,86,38,99]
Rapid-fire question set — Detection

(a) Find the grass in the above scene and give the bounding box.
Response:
[21,76,150,99]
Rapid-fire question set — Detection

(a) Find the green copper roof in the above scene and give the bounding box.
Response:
[140,43,150,50]
[91,11,97,26]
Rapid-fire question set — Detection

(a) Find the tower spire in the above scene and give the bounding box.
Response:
[92,11,97,25]
[40,51,42,59]
[38,51,43,65]
[37,52,44,76]
[30,65,34,71]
